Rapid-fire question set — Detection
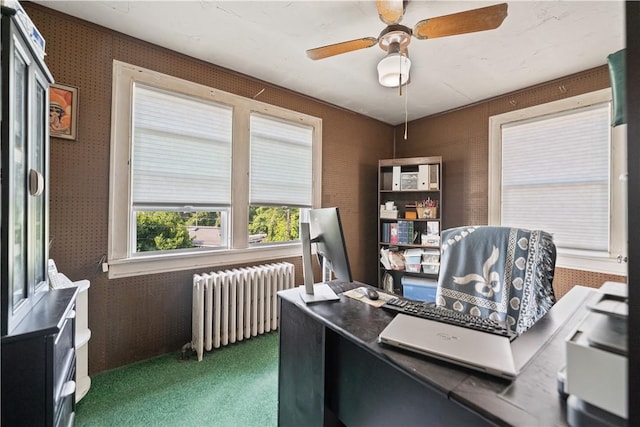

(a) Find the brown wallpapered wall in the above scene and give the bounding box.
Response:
[26,3,626,374]
[394,66,626,299]
[26,3,394,373]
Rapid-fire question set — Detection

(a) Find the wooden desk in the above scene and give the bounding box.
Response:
[277,282,594,427]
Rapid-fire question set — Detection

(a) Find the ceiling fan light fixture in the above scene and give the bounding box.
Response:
[377,52,411,87]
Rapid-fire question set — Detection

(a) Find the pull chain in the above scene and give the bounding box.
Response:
[404,79,409,140]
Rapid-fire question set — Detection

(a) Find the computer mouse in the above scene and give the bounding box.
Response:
[365,288,379,300]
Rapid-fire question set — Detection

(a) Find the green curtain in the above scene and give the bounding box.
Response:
[607,49,626,126]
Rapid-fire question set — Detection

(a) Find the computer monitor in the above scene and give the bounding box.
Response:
[310,207,353,283]
[299,207,352,303]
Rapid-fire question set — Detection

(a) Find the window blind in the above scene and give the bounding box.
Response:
[249,114,313,207]
[501,103,610,252]
[132,84,232,206]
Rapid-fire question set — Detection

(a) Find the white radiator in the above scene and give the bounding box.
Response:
[191,262,295,361]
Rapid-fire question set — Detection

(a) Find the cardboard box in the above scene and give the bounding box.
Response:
[422,235,440,247]
[380,209,398,219]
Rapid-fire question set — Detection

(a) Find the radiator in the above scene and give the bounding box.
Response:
[191,262,295,361]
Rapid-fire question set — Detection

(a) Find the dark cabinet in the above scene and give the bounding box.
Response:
[1,3,53,335]
[2,287,78,427]
[1,5,76,426]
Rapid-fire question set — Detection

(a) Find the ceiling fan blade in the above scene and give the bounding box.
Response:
[376,0,405,25]
[413,3,508,40]
[306,37,377,60]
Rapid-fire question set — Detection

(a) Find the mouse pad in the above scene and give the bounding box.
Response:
[343,287,394,307]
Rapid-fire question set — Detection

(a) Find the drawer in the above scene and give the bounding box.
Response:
[53,312,75,404]
[54,364,76,426]
[54,384,75,427]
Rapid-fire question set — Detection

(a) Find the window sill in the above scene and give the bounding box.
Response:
[107,244,301,279]
[556,253,627,276]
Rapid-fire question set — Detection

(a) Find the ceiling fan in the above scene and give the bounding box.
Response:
[306,1,508,88]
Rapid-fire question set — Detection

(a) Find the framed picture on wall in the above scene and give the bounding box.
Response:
[49,83,78,140]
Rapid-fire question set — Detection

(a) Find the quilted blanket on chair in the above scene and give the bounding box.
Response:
[435,226,556,335]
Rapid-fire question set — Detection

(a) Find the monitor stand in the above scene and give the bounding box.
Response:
[299,283,340,304]
[299,243,339,303]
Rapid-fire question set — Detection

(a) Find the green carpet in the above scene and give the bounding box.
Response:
[76,332,279,427]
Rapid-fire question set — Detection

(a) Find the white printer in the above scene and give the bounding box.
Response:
[563,281,627,425]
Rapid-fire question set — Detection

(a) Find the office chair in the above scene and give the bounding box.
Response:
[436,226,556,335]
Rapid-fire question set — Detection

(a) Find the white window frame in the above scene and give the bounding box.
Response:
[108,61,322,278]
[488,89,627,276]
[489,88,627,275]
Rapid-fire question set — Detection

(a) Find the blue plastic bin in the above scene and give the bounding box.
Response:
[401,277,437,302]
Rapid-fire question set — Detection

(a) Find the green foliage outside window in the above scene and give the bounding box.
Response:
[136,211,194,252]
[185,211,220,227]
[249,207,299,242]
[136,207,299,252]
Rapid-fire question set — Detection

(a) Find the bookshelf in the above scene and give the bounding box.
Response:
[378,156,442,296]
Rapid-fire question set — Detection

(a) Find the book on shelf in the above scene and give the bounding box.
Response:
[389,223,398,244]
[384,221,419,245]
[397,220,407,244]
[397,220,416,244]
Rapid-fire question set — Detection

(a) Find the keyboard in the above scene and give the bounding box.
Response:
[381,297,517,340]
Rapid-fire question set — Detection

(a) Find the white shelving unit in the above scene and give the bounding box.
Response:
[61,279,91,402]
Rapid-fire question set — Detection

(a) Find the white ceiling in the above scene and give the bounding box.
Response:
[34,1,625,125]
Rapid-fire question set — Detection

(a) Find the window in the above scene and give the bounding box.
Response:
[249,114,313,245]
[489,89,627,275]
[108,61,322,278]
[132,84,232,253]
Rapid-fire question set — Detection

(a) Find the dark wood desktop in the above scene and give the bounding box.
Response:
[277,281,595,426]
